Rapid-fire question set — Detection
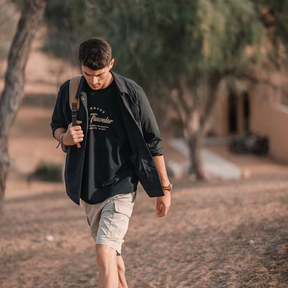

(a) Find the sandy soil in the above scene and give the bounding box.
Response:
[2,170,288,287]
[2,31,288,288]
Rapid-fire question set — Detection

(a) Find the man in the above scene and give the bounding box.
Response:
[51,38,171,288]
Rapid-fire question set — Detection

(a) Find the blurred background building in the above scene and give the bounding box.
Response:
[210,73,288,162]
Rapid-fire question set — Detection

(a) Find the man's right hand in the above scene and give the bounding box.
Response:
[62,121,84,146]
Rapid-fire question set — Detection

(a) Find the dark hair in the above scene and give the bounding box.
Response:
[79,38,112,70]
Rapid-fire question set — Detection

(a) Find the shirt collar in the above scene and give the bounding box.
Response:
[76,70,128,98]
[111,71,128,94]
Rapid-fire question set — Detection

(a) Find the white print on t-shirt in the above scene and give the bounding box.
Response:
[89,106,114,130]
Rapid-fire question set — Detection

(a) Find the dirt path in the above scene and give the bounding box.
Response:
[2,176,288,288]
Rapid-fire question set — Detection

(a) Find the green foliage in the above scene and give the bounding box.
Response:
[196,0,263,70]
[44,0,96,61]
[97,0,264,90]
[253,0,288,63]
[44,0,264,82]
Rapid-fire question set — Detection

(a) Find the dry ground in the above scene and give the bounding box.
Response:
[2,171,288,288]
[2,31,288,288]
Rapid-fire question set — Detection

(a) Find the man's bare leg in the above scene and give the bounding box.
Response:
[117,255,128,288]
[96,244,118,288]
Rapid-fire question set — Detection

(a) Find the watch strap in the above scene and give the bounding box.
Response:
[162,184,172,191]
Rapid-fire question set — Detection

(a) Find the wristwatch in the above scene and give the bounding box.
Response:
[162,183,172,191]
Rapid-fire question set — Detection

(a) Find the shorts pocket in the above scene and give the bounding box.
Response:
[114,202,133,218]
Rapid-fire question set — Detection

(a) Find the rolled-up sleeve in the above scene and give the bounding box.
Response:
[138,88,164,156]
[50,84,68,138]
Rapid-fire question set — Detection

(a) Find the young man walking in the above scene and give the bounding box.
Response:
[51,38,171,288]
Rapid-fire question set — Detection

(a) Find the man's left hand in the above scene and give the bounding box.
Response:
[156,191,171,217]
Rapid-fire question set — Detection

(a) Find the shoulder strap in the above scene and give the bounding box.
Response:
[69,75,82,110]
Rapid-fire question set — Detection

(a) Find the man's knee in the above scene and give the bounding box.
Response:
[96,245,117,270]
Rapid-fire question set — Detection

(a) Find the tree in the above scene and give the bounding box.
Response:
[91,0,264,179]
[0,0,48,213]
[44,0,264,179]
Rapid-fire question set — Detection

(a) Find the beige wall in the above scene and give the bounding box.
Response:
[210,74,288,162]
[250,90,288,163]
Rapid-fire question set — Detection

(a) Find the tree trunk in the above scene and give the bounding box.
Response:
[187,73,222,180]
[185,129,206,180]
[170,73,222,180]
[0,0,48,214]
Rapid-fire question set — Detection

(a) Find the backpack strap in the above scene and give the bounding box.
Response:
[69,75,82,148]
[69,75,82,111]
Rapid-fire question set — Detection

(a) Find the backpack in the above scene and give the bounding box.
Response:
[69,75,82,148]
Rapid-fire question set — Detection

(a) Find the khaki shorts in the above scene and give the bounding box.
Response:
[81,192,136,254]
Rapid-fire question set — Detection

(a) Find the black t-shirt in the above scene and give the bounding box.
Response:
[80,78,138,204]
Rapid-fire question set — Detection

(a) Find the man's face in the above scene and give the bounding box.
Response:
[82,59,114,90]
